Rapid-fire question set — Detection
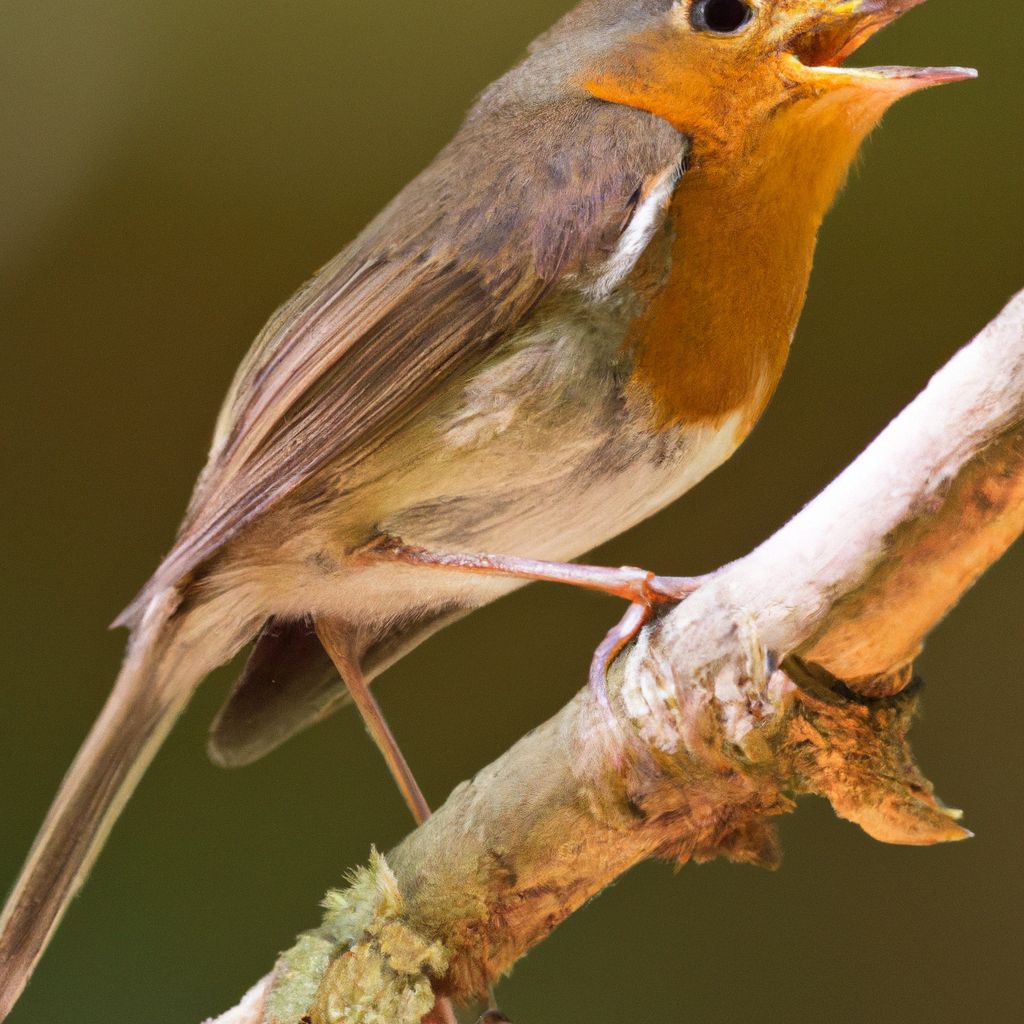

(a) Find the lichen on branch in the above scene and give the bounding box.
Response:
[212,290,1024,1024]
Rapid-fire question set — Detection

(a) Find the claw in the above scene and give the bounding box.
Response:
[588,602,651,710]
[588,573,709,708]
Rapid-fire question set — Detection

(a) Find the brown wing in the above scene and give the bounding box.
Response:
[117,98,686,625]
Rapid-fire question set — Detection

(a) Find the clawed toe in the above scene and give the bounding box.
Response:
[359,541,708,717]
[588,573,709,710]
[588,602,651,710]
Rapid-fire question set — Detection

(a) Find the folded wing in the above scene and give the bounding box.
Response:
[117,99,687,626]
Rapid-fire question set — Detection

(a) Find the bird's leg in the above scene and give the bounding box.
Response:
[368,539,706,710]
[333,541,703,1018]
[315,619,498,1022]
[315,618,432,826]
[366,538,703,605]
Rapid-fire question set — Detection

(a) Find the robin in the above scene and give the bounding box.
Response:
[0,0,973,1015]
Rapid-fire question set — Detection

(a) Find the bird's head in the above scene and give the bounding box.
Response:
[579,0,975,164]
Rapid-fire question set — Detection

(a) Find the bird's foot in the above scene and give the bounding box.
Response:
[587,575,708,713]
[588,602,651,712]
[367,535,709,715]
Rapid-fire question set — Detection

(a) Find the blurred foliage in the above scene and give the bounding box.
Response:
[1,2,1020,1021]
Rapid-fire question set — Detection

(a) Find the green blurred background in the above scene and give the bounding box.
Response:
[1,1,1021,1020]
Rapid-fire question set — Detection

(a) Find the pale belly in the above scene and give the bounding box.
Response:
[256,304,751,626]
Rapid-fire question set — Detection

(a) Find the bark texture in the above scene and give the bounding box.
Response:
[209,290,1024,1024]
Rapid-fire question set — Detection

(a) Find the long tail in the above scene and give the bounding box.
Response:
[0,590,229,1019]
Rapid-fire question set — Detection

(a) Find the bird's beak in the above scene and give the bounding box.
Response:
[784,0,976,94]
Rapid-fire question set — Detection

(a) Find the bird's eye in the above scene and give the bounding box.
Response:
[690,0,755,35]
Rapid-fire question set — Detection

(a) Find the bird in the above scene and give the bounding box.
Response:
[0,0,973,1016]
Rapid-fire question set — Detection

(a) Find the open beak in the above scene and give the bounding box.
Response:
[787,0,976,93]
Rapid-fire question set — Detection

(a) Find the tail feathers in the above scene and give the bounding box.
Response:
[0,590,220,1020]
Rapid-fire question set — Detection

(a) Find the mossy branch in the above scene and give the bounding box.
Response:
[207,290,1024,1024]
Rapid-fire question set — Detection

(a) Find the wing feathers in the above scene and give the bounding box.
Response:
[117,101,686,626]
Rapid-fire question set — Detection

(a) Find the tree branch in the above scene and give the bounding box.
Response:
[209,290,1024,1024]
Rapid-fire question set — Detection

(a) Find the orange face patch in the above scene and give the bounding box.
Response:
[581,21,899,433]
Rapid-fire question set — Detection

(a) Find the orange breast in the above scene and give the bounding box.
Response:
[625,163,800,434]
[611,99,875,438]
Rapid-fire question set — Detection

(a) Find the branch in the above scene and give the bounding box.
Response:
[210,290,1024,1024]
